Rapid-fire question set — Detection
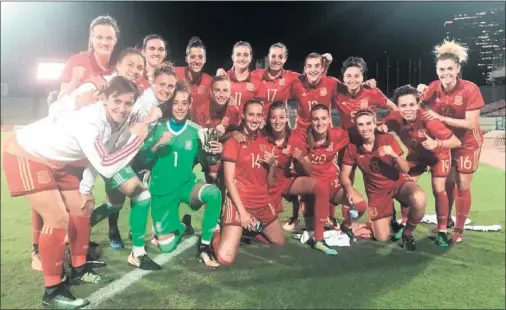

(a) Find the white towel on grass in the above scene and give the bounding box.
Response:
[401,214,502,232]
[294,230,351,247]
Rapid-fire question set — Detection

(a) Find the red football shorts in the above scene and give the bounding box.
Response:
[406,153,451,178]
[269,176,298,214]
[366,178,412,222]
[3,151,83,197]
[451,147,481,174]
[221,197,278,228]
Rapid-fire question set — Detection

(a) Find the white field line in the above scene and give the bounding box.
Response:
[84,235,199,309]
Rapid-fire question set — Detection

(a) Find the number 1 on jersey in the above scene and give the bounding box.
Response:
[173,151,178,167]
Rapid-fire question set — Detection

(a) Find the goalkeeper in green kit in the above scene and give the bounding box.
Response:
[139,82,222,268]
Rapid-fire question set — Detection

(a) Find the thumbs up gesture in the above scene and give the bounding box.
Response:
[421,132,439,151]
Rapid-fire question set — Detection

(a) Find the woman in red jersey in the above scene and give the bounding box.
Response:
[340,110,427,251]
[59,15,119,97]
[222,41,262,110]
[212,100,285,265]
[250,43,334,113]
[382,85,462,247]
[50,48,146,119]
[175,37,213,113]
[417,40,485,244]
[301,105,367,240]
[268,102,366,254]
[138,34,169,91]
[284,54,378,231]
[192,75,241,182]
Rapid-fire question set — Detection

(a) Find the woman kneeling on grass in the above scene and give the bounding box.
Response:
[212,99,286,265]
[139,81,222,268]
[339,109,427,251]
[266,102,365,255]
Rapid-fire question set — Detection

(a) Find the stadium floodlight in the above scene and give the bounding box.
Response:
[36,62,65,81]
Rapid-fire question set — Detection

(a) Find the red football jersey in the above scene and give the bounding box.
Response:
[421,79,484,149]
[291,75,340,130]
[384,110,453,160]
[305,127,349,183]
[271,133,307,179]
[251,69,300,117]
[333,86,389,130]
[222,136,271,208]
[342,133,407,194]
[175,66,212,111]
[226,69,261,110]
[60,51,111,85]
[192,99,241,130]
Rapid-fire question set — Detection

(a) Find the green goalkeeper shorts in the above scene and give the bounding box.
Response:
[151,173,204,236]
[104,165,138,191]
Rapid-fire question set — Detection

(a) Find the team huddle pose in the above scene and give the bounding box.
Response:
[2,15,486,309]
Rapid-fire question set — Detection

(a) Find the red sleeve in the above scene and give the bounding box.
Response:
[342,145,356,166]
[420,81,439,103]
[389,134,404,156]
[464,82,485,111]
[288,134,307,157]
[333,128,350,151]
[60,55,79,84]
[426,119,453,140]
[383,111,400,133]
[372,88,389,108]
[221,138,240,162]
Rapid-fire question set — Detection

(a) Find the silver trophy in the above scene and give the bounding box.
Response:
[199,128,223,166]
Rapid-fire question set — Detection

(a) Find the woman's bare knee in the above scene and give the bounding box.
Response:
[410,189,426,209]
[216,226,242,264]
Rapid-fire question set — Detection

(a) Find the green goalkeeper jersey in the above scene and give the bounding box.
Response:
[139,119,207,196]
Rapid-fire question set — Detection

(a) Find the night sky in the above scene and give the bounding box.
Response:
[1,1,502,90]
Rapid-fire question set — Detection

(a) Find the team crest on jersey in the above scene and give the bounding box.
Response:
[246,83,254,91]
[320,87,327,96]
[454,96,463,106]
[360,99,369,109]
[198,85,205,95]
[326,142,334,152]
[37,170,51,184]
[185,140,193,150]
[279,78,285,86]
[259,144,267,152]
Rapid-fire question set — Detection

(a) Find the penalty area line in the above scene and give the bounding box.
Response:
[84,235,199,309]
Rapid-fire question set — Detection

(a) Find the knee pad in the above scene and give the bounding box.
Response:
[158,235,178,253]
[132,190,151,203]
[199,185,222,204]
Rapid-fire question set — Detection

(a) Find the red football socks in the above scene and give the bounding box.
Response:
[68,215,91,268]
[455,189,471,230]
[39,226,66,287]
[312,181,330,241]
[434,191,450,231]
